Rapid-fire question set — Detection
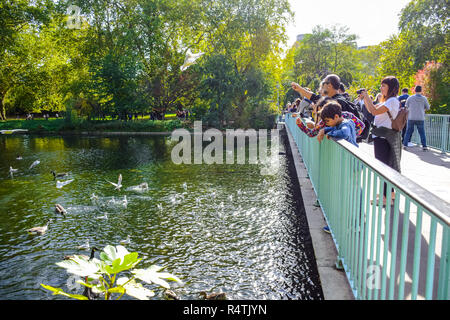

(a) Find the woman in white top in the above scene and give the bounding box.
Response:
[361,76,400,205]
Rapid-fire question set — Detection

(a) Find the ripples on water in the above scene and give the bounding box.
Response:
[0,134,323,300]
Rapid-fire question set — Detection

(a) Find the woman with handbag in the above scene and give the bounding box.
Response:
[360,76,401,207]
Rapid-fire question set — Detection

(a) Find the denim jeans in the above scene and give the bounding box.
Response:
[403,120,427,147]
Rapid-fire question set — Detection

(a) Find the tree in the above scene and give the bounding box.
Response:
[0,0,52,120]
[399,0,449,68]
[414,61,449,113]
[288,25,358,92]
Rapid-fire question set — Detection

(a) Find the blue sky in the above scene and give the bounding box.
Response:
[286,0,412,47]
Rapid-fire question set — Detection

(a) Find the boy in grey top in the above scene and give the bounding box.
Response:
[403,86,430,150]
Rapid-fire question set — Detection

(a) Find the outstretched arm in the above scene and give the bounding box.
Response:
[291,82,313,100]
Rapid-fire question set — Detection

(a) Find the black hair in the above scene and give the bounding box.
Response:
[339,83,346,92]
[320,101,342,121]
[415,85,422,92]
[324,74,341,90]
[402,88,409,93]
[381,76,400,102]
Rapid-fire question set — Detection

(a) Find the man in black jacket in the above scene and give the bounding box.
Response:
[291,74,361,120]
[291,74,369,142]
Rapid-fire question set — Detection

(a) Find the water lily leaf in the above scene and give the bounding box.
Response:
[41,284,88,300]
[132,266,183,289]
[56,256,102,279]
[117,277,155,300]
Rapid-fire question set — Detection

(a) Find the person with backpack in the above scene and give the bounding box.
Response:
[398,88,410,143]
[291,74,369,141]
[360,76,402,207]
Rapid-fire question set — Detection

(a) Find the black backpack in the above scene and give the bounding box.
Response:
[333,94,371,139]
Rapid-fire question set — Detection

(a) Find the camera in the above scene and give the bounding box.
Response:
[356,89,365,95]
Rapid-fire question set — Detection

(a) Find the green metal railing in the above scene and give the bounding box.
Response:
[285,114,450,300]
[409,115,450,153]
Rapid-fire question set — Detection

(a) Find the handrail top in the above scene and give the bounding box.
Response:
[336,138,450,226]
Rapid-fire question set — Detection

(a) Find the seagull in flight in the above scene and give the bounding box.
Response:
[29,160,40,169]
[107,174,122,191]
[56,179,74,189]
[180,49,204,71]
[9,166,18,176]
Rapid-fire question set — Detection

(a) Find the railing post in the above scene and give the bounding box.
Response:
[441,116,448,153]
[437,227,450,299]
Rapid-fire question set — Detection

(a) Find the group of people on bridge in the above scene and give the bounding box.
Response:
[284,73,431,231]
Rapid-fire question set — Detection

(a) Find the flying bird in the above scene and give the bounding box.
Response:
[9,166,18,176]
[107,174,122,191]
[180,49,204,71]
[29,160,40,169]
[56,179,74,189]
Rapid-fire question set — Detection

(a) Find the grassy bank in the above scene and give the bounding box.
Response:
[0,118,190,134]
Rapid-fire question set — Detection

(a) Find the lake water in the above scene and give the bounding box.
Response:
[0,133,323,300]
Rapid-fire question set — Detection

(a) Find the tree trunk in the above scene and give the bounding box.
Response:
[0,96,6,121]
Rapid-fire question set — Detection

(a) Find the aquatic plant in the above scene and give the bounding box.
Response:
[41,245,182,300]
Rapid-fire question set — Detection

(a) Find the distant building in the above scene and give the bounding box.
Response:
[357,45,368,50]
[296,34,305,42]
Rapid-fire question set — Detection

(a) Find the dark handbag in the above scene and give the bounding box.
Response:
[387,108,409,132]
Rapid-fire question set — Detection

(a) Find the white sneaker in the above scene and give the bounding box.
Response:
[407,142,414,147]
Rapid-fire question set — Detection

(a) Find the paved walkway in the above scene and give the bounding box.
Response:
[359,142,450,204]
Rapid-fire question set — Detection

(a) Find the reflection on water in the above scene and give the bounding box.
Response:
[0,134,323,300]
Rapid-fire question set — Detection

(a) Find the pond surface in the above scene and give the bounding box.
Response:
[0,133,323,300]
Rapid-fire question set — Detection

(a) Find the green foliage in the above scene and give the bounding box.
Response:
[282,0,448,112]
[290,25,357,90]
[41,245,183,300]
[1,0,292,127]
[399,0,449,69]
